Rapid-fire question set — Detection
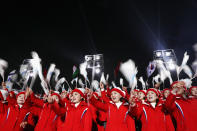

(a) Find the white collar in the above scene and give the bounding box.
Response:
[115,102,122,109]
[75,102,80,108]
[150,102,156,108]
[18,104,23,108]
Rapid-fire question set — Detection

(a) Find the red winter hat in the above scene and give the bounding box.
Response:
[138,90,146,95]
[72,88,85,98]
[189,86,197,94]
[16,92,25,99]
[147,88,159,96]
[51,92,61,100]
[170,81,186,90]
[111,87,125,98]
[134,89,139,92]
[163,88,171,93]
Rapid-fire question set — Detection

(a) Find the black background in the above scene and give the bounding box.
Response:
[0,0,197,82]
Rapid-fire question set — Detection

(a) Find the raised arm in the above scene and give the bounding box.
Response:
[89,95,108,112]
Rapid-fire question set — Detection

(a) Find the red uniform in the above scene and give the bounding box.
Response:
[90,96,135,131]
[52,101,92,131]
[30,93,59,131]
[0,97,35,131]
[165,93,197,131]
[129,100,174,131]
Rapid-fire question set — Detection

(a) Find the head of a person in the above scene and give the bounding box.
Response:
[138,90,146,100]
[72,88,85,104]
[110,87,125,103]
[146,88,159,103]
[189,86,197,97]
[171,81,186,95]
[16,92,25,105]
[1,82,6,88]
[51,92,61,103]
[60,91,68,99]
[133,89,139,97]
[163,89,171,99]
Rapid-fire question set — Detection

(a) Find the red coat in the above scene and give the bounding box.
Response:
[0,101,8,129]
[165,93,197,131]
[52,101,92,131]
[0,98,35,131]
[129,100,174,131]
[90,96,135,131]
[30,94,59,131]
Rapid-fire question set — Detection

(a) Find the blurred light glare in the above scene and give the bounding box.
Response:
[165,51,171,57]
[95,68,101,74]
[154,49,177,71]
[156,52,162,57]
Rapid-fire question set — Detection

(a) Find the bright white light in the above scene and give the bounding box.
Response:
[95,68,101,74]
[85,56,93,61]
[95,55,100,60]
[96,64,101,67]
[165,51,171,57]
[156,52,162,57]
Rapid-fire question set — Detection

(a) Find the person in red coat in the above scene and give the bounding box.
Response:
[27,88,62,131]
[52,88,92,131]
[164,81,197,131]
[90,87,135,131]
[0,87,9,129]
[129,88,174,131]
[0,91,35,131]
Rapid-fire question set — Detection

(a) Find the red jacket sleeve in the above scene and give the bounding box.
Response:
[30,106,42,116]
[164,93,176,113]
[0,102,8,114]
[100,90,110,103]
[90,96,108,112]
[23,113,35,131]
[129,102,143,120]
[30,93,44,108]
[51,101,67,116]
[82,108,92,131]
[7,94,16,107]
[27,113,35,126]
[126,114,136,131]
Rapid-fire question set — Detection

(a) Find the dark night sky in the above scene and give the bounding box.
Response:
[0,0,197,81]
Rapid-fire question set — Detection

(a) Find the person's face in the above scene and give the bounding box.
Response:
[138,92,145,100]
[2,82,6,88]
[173,83,185,95]
[111,91,122,103]
[72,92,82,104]
[60,91,67,99]
[164,90,170,99]
[191,88,197,96]
[52,95,60,103]
[147,91,158,103]
[69,94,74,102]
[17,94,25,104]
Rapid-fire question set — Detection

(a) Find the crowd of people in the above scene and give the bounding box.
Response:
[0,51,197,131]
[0,78,197,131]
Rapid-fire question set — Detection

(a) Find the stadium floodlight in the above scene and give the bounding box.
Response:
[153,49,177,71]
[84,54,104,81]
